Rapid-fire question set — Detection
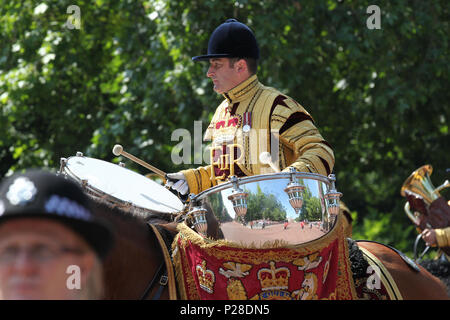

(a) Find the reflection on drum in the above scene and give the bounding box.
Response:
[186,168,342,247]
[59,152,184,216]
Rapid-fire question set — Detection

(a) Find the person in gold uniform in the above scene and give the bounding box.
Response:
[166,19,334,197]
[422,226,450,260]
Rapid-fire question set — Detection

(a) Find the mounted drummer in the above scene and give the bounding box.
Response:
[166,19,334,196]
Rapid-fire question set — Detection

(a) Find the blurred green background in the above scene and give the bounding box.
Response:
[1,0,448,256]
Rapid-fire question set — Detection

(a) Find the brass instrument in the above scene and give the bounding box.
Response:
[400,165,449,227]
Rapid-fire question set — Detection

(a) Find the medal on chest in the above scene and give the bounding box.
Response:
[242,112,252,133]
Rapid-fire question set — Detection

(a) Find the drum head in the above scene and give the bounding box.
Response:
[64,156,183,213]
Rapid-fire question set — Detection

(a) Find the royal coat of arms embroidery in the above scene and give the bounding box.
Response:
[172,214,358,300]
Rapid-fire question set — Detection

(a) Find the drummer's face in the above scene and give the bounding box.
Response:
[207,58,242,94]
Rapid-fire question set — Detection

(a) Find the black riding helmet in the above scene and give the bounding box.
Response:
[192,18,259,62]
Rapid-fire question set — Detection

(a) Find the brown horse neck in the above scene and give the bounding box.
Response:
[356,241,448,299]
[92,202,166,299]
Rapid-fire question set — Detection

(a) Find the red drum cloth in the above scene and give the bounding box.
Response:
[172,214,358,300]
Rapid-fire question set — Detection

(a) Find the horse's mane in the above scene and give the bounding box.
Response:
[89,197,176,225]
[420,259,450,296]
[347,238,370,280]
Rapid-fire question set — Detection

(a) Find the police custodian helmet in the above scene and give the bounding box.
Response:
[192,19,260,62]
[0,170,114,259]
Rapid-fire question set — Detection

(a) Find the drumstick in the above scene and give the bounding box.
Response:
[259,152,280,173]
[112,144,166,178]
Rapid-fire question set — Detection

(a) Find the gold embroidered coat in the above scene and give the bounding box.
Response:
[181,75,334,195]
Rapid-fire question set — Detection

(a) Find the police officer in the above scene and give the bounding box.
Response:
[0,170,114,299]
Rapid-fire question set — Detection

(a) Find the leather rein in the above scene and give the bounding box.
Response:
[140,223,176,300]
[140,259,168,300]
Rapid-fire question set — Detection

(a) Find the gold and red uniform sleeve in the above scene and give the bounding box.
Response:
[271,95,334,176]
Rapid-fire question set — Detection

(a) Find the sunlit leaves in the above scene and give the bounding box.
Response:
[0,0,448,252]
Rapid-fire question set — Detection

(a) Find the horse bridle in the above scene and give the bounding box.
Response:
[140,260,168,300]
[139,223,174,300]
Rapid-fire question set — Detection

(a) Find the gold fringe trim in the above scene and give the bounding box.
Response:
[172,232,201,299]
[173,212,358,300]
[338,229,358,299]
[179,211,344,253]
[171,242,188,300]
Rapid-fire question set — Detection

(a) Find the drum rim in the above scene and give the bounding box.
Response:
[193,171,332,201]
[62,155,183,213]
[189,171,338,247]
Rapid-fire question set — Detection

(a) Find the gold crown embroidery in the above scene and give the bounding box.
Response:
[257,261,291,291]
[196,260,215,294]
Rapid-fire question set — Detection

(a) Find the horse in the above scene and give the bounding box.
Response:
[419,258,450,297]
[90,198,448,300]
[351,240,448,299]
[91,199,172,299]
[342,203,449,299]
[404,193,450,297]
[90,199,221,299]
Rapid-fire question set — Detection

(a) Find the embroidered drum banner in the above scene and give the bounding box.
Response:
[172,214,357,300]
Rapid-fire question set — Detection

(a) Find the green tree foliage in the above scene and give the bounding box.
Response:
[301,191,323,221]
[244,184,286,222]
[1,0,448,254]
[207,193,233,223]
